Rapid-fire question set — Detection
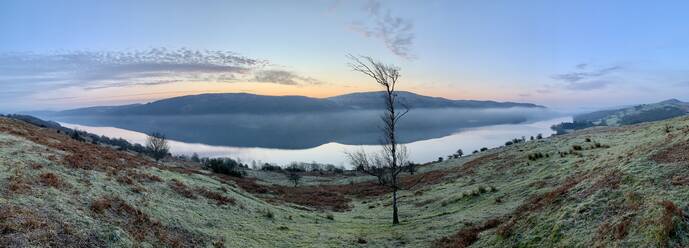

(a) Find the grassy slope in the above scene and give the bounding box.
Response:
[576,100,688,126]
[1,116,689,247]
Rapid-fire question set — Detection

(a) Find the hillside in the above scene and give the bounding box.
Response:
[2,115,689,247]
[575,99,689,125]
[552,99,689,134]
[45,91,544,116]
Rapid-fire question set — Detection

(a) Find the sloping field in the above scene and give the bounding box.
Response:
[1,116,689,247]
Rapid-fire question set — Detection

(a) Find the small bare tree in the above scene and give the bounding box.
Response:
[146,132,169,162]
[287,172,302,187]
[347,54,409,225]
[347,149,387,185]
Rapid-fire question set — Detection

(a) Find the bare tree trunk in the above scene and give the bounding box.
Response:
[387,87,401,225]
[392,187,399,225]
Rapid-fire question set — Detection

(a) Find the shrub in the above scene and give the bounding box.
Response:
[261,164,282,171]
[203,158,244,177]
[572,145,583,151]
[145,132,169,162]
[70,130,85,142]
[478,186,487,194]
[190,153,200,163]
[286,171,302,187]
[213,239,225,248]
[527,152,545,161]
[263,209,275,219]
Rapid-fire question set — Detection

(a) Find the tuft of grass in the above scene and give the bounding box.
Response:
[115,175,134,185]
[655,200,686,246]
[434,218,503,248]
[168,179,197,199]
[38,172,67,188]
[196,187,235,205]
[0,204,105,247]
[89,196,205,246]
[7,171,31,194]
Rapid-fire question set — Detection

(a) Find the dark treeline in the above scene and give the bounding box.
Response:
[551,121,601,135]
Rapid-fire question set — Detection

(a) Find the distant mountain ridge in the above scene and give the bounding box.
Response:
[328,91,544,110]
[51,91,545,116]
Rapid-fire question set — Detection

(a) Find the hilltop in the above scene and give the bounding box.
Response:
[1,114,689,247]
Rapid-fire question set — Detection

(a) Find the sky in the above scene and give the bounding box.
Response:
[1,0,689,112]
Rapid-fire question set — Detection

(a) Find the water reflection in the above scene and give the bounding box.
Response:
[61,116,571,167]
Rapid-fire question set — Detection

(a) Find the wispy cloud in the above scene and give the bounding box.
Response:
[575,63,588,69]
[535,88,552,94]
[552,66,621,83]
[350,0,415,59]
[564,80,613,91]
[0,48,326,96]
[253,70,323,85]
[551,65,621,91]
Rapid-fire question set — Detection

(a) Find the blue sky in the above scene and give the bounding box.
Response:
[1,0,689,112]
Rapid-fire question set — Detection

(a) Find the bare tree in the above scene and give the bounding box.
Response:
[347,54,409,225]
[285,163,303,187]
[146,132,169,162]
[287,171,302,187]
[346,149,388,185]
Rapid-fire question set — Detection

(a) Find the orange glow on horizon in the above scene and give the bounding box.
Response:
[34,79,532,110]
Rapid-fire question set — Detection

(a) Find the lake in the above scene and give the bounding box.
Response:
[60,116,571,167]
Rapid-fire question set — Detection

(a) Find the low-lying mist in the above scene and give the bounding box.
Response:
[49,107,559,149]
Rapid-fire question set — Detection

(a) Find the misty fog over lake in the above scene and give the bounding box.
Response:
[56,107,569,167]
[48,107,557,149]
